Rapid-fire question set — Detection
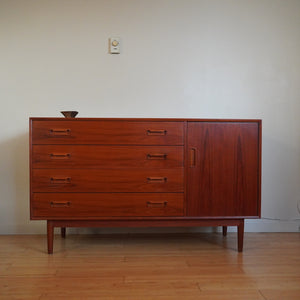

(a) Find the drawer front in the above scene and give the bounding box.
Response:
[32,145,184,169]
[31,120,184,145]
[32,169,184,192]
[31,193,184,218]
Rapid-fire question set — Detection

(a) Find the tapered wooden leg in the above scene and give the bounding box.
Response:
[237,219,244,252]
[47,221,54,254]
[222,226,227,236]
[61,227,66,238]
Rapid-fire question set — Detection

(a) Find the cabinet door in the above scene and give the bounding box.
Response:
[187,122,260,217]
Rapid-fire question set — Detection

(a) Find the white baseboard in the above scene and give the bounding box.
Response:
[244,218,300,232]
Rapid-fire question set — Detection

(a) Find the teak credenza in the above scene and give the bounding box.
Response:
[29,118,261,253]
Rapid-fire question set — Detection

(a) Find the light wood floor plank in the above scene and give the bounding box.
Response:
[0,233,299,300]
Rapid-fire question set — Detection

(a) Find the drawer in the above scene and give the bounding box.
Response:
[31,193,184,218]
[31,120,184,145]
[32,169,184,192]
[32,145,184,169]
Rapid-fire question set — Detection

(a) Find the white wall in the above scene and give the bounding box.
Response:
[0,0,299,234]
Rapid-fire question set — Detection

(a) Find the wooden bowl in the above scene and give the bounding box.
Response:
[60,111,78,118]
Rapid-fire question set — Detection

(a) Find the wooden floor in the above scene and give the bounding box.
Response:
[0,232,299,299]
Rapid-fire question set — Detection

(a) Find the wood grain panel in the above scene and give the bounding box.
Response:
[187,122,260,217]
[32,169,184,193]
[1,233,299,298]
[31,120,184,145]
[31,193,184,218]
[32,145,183,169]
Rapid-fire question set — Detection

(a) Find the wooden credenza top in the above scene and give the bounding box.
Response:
[30,117,261,121]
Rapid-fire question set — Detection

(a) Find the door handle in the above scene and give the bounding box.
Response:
[147,153,167,160]
[50,177,71,184]
[49,128,71,136]
[190,148,196,167]
[147,201,168,208]
[147,177,167,183]
[50,153,71,159]
[50,201,71,208]
[147,129,167,136]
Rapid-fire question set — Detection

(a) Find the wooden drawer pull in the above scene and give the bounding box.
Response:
[50,177,71,183]
[147,201,168,208]
[50,153,71,159]
[49,128,71,136]
[147,177,167,183]
[190,148,196,167]
[147,129,167,136]
[50,201,71,208]
[147,153,167,160]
